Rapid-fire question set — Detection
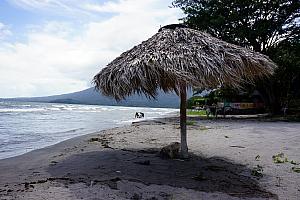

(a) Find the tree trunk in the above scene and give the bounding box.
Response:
[180,84,188,158]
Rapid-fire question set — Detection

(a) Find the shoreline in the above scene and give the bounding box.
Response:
[0,102,179,160]
[0,117,299,199]
[0,117,169,161]
[0,107,177,160]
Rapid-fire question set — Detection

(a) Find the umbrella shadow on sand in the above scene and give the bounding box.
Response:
[46,148,277,199]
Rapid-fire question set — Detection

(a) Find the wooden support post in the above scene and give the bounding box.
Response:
[180,84,188,158]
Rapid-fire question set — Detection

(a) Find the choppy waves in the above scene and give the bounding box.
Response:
[0,103,174,113]
[0,101,178,159]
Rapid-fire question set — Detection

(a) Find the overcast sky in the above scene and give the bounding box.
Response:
[0,0,183,97]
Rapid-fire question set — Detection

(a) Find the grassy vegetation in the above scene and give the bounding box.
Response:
[272,153,288,163]
[186,121,196,126]
[187,109,207,116]
[271,153,300,173]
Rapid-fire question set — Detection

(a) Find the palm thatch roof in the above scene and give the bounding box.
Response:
[93,24,276,100]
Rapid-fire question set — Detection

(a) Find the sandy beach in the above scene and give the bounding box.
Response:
[0,117,299,200]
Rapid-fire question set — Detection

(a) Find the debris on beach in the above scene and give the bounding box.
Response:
[50,161,58,166]
[89,137,101,142]
[134,160,150,166]
[229,145,246,148]
[88,137,112,149]
[292,167,300,173]
[131,193,142,200]
[275,177,282,187]
[272,153,288,163]
[255,155,261,161]
[199,125,209,131]
[159,142,180,159]
[192,172,207,181]
[290,160,298,165]
[251,165,264,178]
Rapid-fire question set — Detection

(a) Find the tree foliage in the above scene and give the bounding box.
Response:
[173,0,300,113]
[269,40,300,107]
[173,0,299,52]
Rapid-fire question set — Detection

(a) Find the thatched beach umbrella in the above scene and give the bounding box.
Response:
[93,24,276,158]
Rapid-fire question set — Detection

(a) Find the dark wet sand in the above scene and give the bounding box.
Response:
[1,118,299,199]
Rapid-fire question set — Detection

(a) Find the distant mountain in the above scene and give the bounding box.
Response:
[3,87,193,108]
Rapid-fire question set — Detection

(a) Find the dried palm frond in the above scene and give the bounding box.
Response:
[93,24,276,100]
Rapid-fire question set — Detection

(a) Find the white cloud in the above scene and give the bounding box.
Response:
[10,0,80,11]
[84,0,159,14]
[0,22,12,40]
[0,0,183,97]
[9,0,94,18]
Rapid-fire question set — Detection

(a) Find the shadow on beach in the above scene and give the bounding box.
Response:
[47,148,276,199]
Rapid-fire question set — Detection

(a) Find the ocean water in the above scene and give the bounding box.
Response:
[0,101,178,159]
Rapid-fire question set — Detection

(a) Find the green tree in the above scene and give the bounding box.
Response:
[173,0,299,52]
[173,0,300,113]
[269,40,300,108]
